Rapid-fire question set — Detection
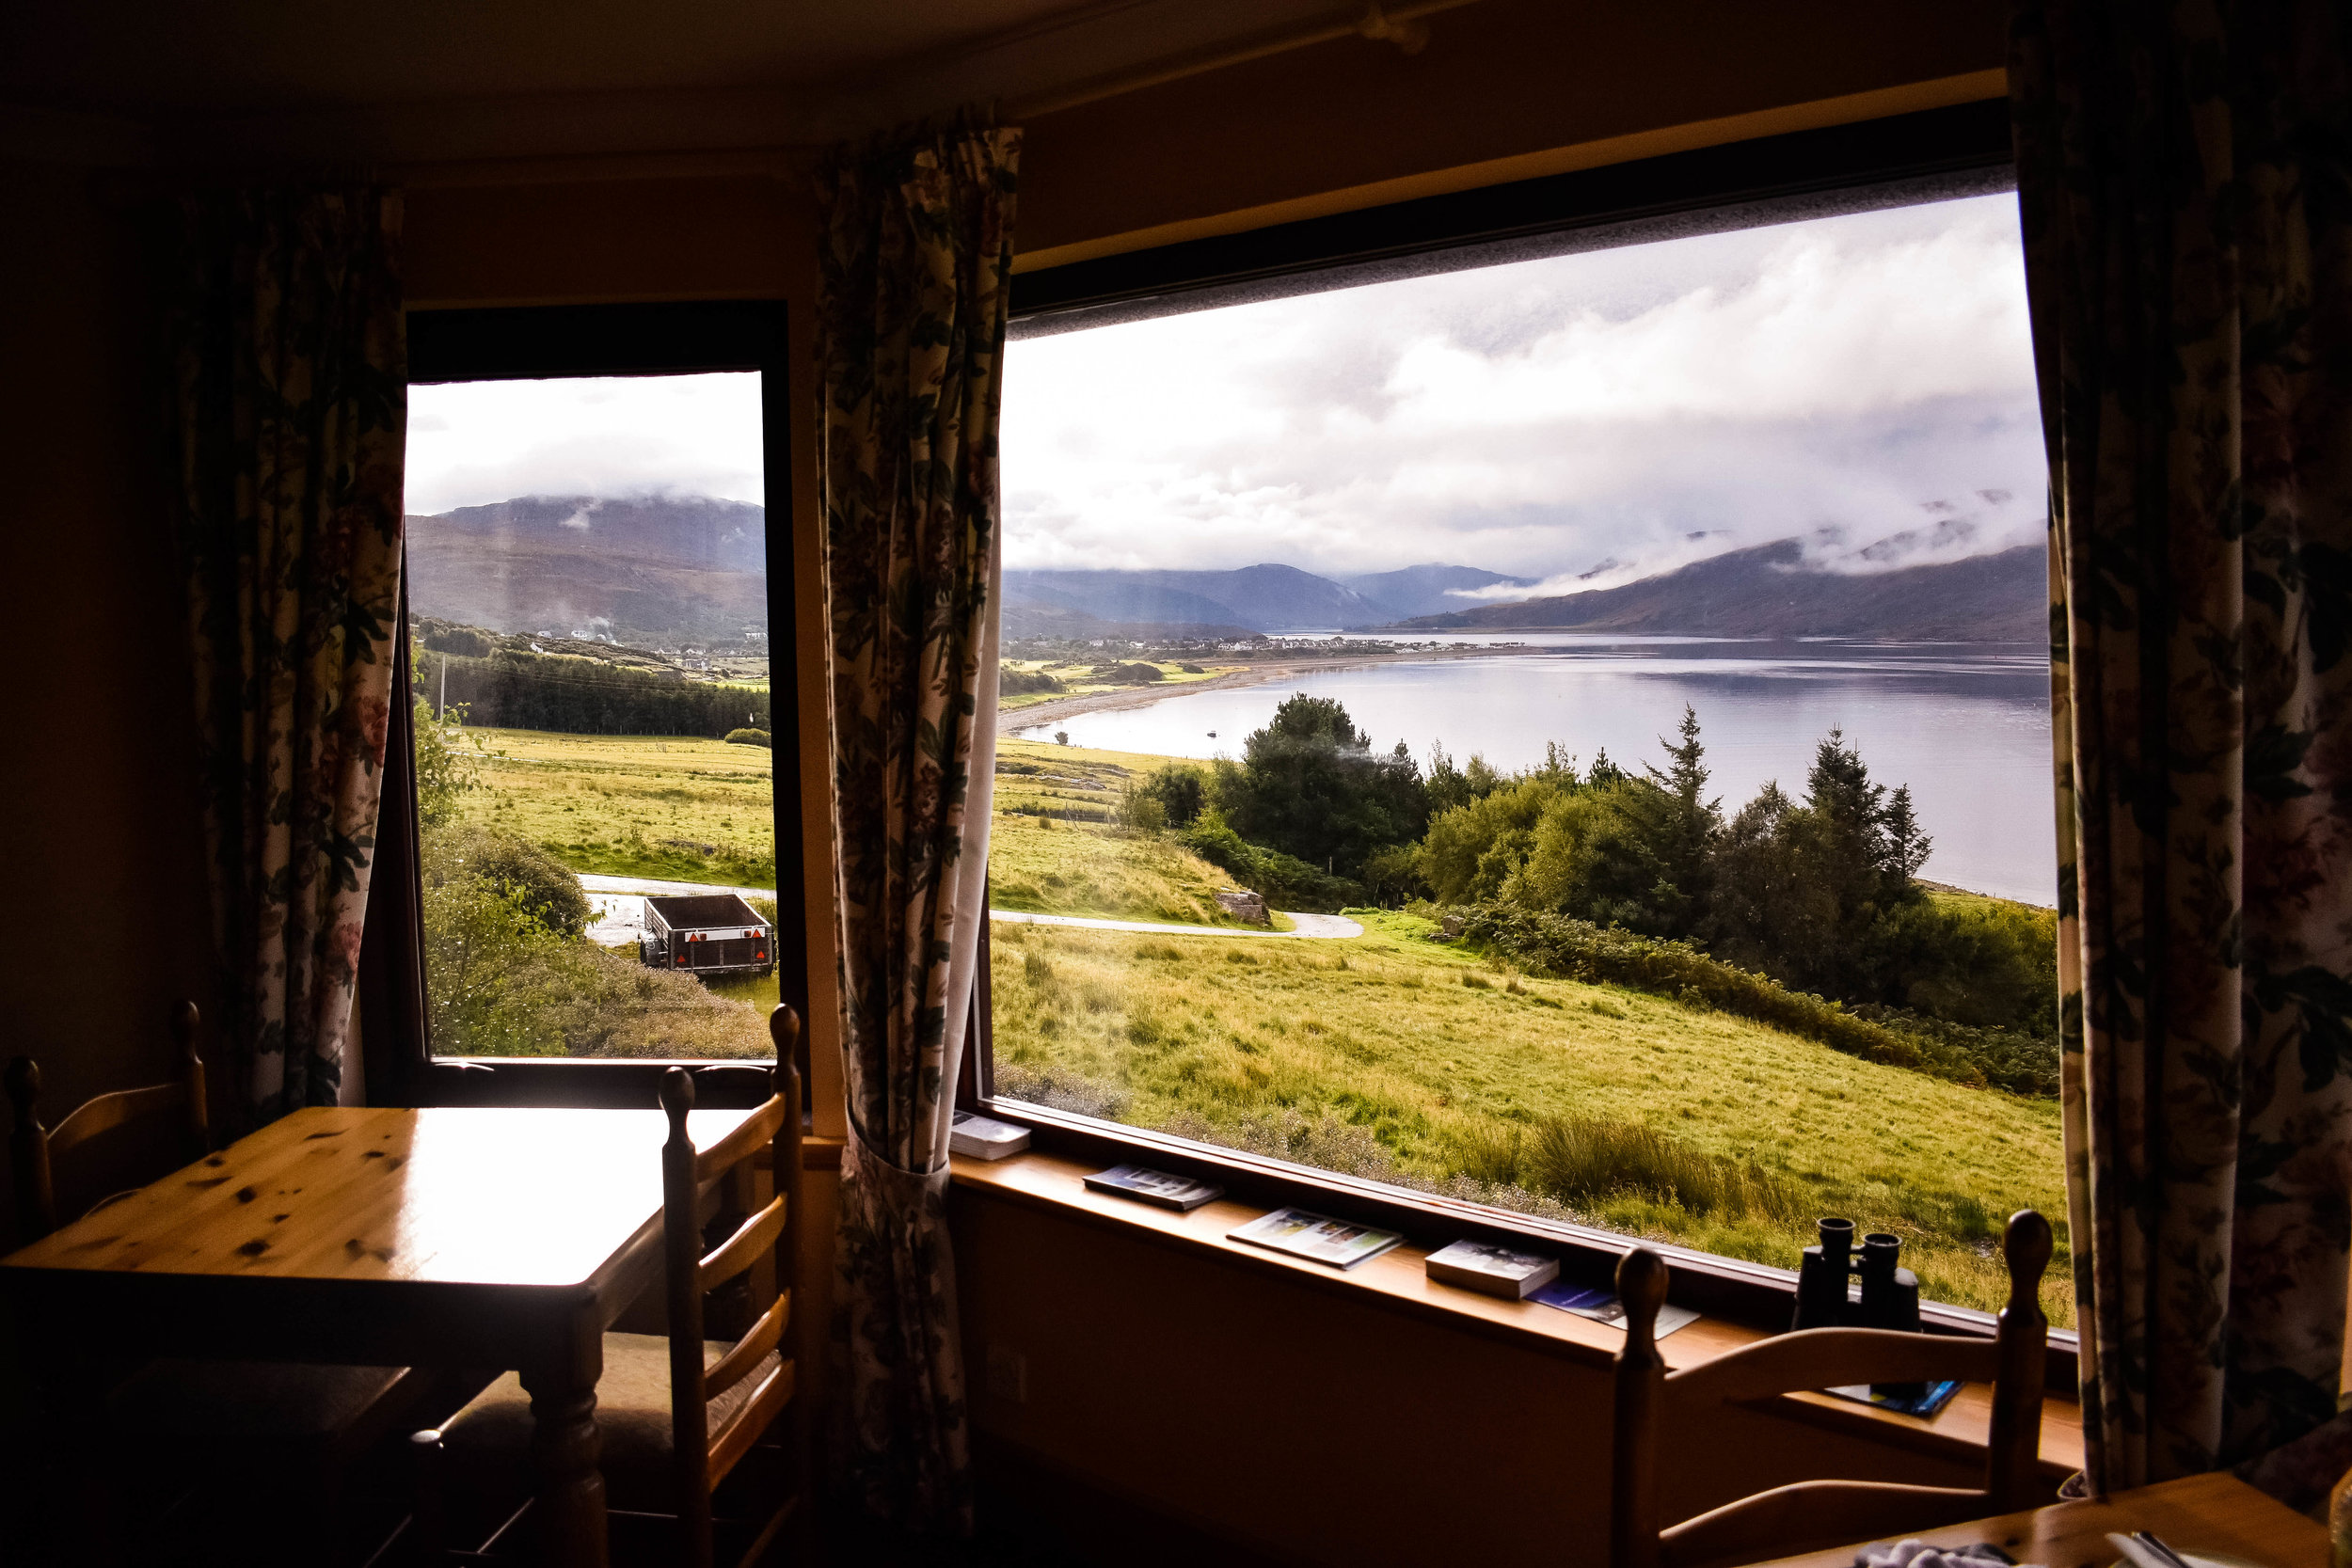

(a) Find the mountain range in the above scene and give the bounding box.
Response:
[1393,539,2046,641]
[405,494,2044,647]
[405,495,769,645]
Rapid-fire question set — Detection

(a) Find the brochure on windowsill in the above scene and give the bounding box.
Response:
[1084,1164,1225,1212]
[1425,1238,1561,1299]
[949,1111,1031,1161]
[1822,1379,1963,1418]
[1229,1207,1404,1270]
[1529,1278,1700,1338]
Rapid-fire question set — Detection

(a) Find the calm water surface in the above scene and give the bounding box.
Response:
[1008,639,2056,905]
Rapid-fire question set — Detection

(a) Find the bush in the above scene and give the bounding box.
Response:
[1181,812,1361,912]
[1115,781,1168,832]
[1000,667,1067,696]
[724,727,771,747]
[1138,763,1209,827]
[1097,661,1164,684]
[422,823,592,938]
[1457,903,2057,1096]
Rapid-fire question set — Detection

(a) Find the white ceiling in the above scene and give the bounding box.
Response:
[0,0,1374,157]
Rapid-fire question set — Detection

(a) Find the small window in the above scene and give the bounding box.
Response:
[374,302,803,1103]
[982,189,2068,1323]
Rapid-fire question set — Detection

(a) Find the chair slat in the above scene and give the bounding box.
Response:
[1661,1479,1992,1568]
[1665,1325,2002,1410]
[707,1357,794,1489]
[46,1081,191,1160]
[691,1096,789,1185]
[704,1290,790,1402]
[697,1195,787,1294]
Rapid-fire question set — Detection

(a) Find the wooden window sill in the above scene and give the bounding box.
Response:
[950,1148,2083,1484]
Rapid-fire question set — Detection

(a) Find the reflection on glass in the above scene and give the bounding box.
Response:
[405,373,776,1059]
[986,197,2074,1321]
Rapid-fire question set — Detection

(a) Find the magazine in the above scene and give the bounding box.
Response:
[1084,1164,1225,1212]
[1530,1278,1700,1338]
[1425,1238,1561,1299]
[1229,1208,1404,1270]
[1824,1379,1963,1418]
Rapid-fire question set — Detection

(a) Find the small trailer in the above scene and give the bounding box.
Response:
[638,893,773,979]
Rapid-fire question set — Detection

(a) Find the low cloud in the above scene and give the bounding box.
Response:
[1001,196,2044,581]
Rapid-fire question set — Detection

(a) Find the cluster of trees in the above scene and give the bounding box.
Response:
[420,647,771,736]
[1124,694,2056,1040]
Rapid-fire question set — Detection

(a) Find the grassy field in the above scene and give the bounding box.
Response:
[455,728,776,887]
[990,910,2071,1321]
[446,725,2067,1318]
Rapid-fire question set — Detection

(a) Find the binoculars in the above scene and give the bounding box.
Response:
[1793,1217,1923,1398]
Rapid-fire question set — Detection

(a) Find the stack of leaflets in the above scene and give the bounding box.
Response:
[1229,1208,1403,1270]
[1084,1164,1225,1212]
[1424,1238,1561,1299]
[948,1111,1031,1161]
[1531,1278,1701,1338]
[1825,1379,1962,1418]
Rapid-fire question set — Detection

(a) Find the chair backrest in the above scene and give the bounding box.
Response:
[6,1001,210,1246]
[657,1004,803,1568]
[1609,1209,2052,1568]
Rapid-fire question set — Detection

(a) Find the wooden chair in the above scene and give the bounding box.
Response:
[1610,1210,2053,1568]
[5,1002,424,1563]
[422,1005,805,1568]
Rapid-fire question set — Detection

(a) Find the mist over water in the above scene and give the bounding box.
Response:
[1008,640,2057,906]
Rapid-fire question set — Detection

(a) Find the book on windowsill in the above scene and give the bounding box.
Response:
[1823,1379,1963,1418]
[1084,1164,1225,1212]
[1530,1278,1701,1338]
[949,1112,1031,1161]
[1229,1207,1404,1270]
[1424,1238,1561,1299]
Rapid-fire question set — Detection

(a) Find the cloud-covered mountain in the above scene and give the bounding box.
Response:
[1338,564,1538,620]
[405,495,768,645]
[1389,539,2045,641]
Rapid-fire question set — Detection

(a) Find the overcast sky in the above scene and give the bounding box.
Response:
[405,372,763,518]
[403,194,2045,590]
[1003,193,2046,588]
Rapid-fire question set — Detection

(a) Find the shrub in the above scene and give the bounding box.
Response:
[1097,661,1165,684]
[422,823,592,938]
[1000,667,1067,696]
[1181,812,1361,912]
[724,727,771,747]
[1457,903,2057,1096]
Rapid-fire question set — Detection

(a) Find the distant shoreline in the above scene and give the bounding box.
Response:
[999,645,1512,732]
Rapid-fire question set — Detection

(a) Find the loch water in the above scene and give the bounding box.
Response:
[1007,636,2057,906]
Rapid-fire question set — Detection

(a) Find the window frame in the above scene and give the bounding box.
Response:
[965,98,2080,1381]
[360,299,805,1113]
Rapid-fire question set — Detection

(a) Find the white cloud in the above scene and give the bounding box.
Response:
[404,372,764,516]
[1000,195,2045,578]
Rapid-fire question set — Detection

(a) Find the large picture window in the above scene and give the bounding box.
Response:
[978,169,2068,1323]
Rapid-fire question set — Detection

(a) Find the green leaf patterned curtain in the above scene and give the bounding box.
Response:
[167,189,407,1124]
[816,122,1019,1533]
[2012,0,2352,1503]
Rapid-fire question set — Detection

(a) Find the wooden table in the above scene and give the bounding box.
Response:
[1757,1471,2326,1567]
[0,1103,751,1568]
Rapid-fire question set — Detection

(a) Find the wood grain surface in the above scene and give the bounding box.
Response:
[2,1105,752,1288]
[950,1149,2086,1480]
[1751,1470,2324,1568]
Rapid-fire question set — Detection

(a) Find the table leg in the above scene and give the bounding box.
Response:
[522,1328,608,1568]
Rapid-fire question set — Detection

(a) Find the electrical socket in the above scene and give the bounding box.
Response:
[986,1342,1027,1404]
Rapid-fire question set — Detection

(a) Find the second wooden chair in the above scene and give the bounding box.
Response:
[1609,1209,2053,1568]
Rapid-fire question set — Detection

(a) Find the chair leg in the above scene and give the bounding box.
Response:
[407,1430,446,1562]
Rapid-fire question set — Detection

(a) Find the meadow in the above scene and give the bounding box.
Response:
[443,724,2068,1319]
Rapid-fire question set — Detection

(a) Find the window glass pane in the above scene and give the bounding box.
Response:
[990,195,2072,1322]
[405,372,777,1059]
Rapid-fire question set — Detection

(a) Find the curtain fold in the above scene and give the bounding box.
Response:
[2012,0,2352,1503]
[816,120,1019,1534]
[167,187,407,1125]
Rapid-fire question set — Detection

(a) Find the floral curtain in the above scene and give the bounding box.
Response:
[2013,0,2352,1503]
[816,122,1019,1533]
[167,189,407,1124]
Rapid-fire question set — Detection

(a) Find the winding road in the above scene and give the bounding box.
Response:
[572,873,1362,945]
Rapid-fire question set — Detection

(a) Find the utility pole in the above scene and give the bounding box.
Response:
[437,656,448,718]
